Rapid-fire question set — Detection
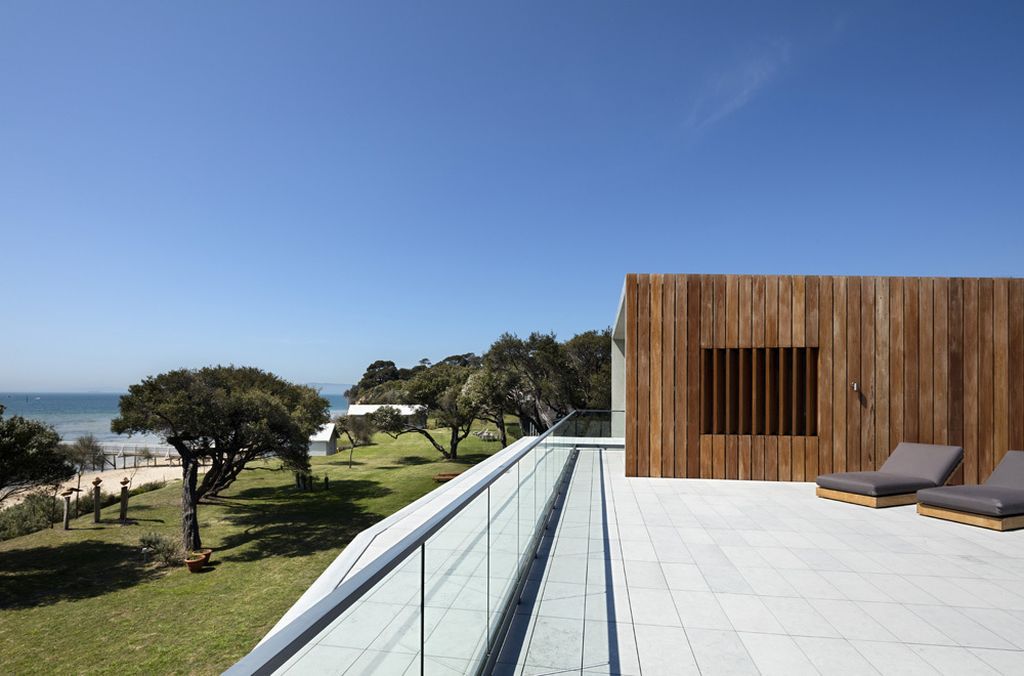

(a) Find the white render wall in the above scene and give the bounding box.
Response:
[611,281,627,437]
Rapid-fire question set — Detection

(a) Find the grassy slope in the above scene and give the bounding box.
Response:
[0,430,508,675]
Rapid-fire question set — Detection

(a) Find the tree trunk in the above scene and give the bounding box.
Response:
[496,416,508,448]
[181,458,202,552]
[448,426,459,461]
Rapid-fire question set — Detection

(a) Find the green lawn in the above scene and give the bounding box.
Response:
[0,429,510,675]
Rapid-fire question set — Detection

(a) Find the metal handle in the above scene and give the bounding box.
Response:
[851,381,859,392]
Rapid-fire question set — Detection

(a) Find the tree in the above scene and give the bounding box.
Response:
[111,366,330,551]
[0,405,75,506]
[461,368,512,447]
[483,332,570,433]
[344,360,401,402]
[371,364,479,460]
[436,352,482,368]
[64,434,105,472]
[63,434,106,516]
[564,329,612,409]
[483,329,611,433]
[355,380,412,405]
[333,414,375,467]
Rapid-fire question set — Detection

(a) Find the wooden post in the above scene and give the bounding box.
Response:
[324,475,329,490]
[119,478,130,523]
[92,478,102,523]
[61,489,74,530]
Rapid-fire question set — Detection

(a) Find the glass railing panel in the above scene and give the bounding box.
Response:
[272,548,421,675]
[535,440,553,536]
[547,410,623,438]
[487,466,519,639]
[517,448,537,567]
[611,409,625,437]
[423,491,489,675]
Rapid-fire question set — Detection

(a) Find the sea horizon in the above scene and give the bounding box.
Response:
[0,391,350,445]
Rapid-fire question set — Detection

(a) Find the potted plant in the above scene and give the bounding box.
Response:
[184,552,206,573]
[195,547,213,565]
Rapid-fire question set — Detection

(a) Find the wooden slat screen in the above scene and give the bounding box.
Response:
[624,273,1024,482]
[701,348,818,436]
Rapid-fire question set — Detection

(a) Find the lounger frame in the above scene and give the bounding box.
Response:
[916,503,1024,532]
[815,486,917,508]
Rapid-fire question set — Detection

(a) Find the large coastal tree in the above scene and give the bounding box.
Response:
[371,363,479,460]
[461,368,513,447]
[483,329,612,433]
[483,332,572,433]
[112,366,330,551]
[564,329,613,409]
[0,405,75,505]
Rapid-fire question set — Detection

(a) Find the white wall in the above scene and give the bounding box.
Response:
[611,280,627,437]
[308,439,337,456]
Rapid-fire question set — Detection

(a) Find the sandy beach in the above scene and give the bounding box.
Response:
[62,465,184,495]
[2,465,186,509]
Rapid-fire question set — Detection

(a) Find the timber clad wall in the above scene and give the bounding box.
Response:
[624,273,1024,483]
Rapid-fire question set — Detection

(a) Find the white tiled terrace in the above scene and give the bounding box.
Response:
[494,449,1024,675]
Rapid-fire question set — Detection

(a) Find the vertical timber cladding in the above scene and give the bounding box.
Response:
[623,273,1024,482]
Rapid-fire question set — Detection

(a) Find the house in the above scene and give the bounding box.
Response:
[307,423,338,456]
[613,273,1024,482]
[233,273,1024,676]
[346,403,427,427]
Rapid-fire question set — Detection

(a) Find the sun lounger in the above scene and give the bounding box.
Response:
[917,451,1024,531]
[815,442,964,508]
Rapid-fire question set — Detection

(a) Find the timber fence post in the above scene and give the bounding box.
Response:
[93,478,102,523]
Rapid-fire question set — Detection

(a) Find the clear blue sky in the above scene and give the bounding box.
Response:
[1,2,1022,391]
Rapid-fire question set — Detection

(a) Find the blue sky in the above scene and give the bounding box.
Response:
[1,2,1022,391]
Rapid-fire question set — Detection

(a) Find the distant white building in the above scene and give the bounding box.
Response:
[346,404,427,426]
[308,423,339,456]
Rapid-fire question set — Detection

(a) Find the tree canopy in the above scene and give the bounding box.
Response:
[112,366,330,550]
[344,359,430,403]
[350,327,611,448]
[0,405,75,505]
[63,434,105,473]
[481,330,611,433]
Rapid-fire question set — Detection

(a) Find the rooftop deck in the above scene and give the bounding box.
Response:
[495,449,1024,675]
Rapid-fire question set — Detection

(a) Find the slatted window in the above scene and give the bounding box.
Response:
[701,348,818,436]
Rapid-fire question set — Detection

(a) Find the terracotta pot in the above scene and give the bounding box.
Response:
[196,548,213,565]
[185,556,205,573]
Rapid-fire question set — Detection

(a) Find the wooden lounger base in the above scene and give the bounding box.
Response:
[917,503,1024,531]
[815,486,917,508]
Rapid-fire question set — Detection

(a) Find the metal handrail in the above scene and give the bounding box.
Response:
[226,410,593,676]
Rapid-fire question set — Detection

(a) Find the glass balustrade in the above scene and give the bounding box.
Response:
[229,410,622,676]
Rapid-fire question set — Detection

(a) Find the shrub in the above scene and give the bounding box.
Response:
[0,492,60,541]
[140,532,182,567]
[0,480,170,541]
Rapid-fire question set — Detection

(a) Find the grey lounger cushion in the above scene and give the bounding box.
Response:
[817,471,936,497]
[816,442,964,497]
[917,450,1024,517]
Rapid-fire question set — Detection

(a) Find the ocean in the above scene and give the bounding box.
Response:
[0,392,349,445]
